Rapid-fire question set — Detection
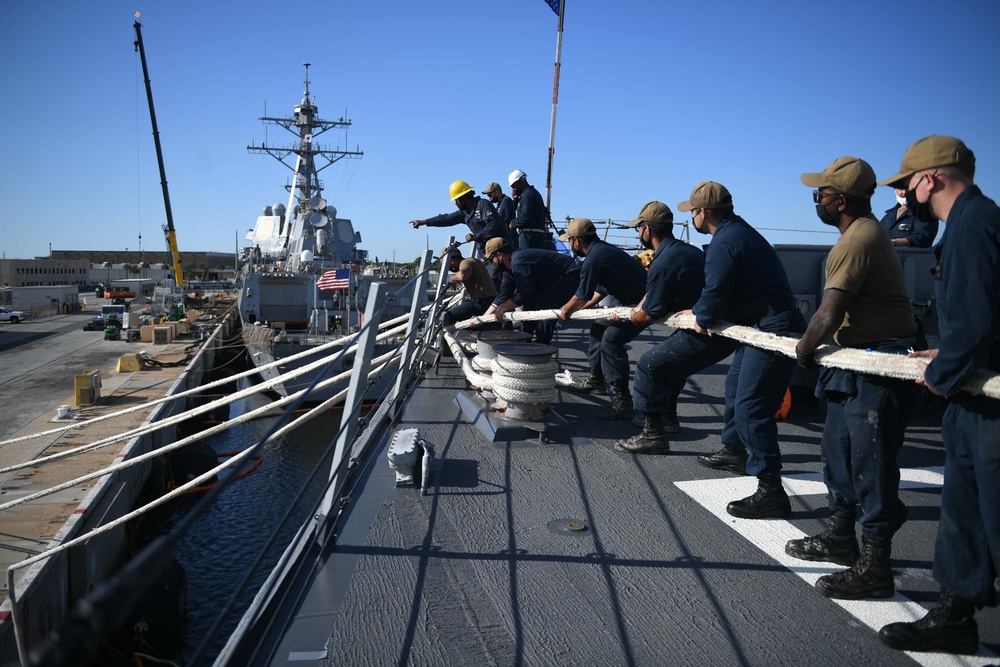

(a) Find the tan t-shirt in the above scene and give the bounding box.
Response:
[824,214,917,347]
[458,258,497,300]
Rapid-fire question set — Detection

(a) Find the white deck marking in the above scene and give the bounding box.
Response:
[676,467,997,666]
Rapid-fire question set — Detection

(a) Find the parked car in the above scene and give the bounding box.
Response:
[0,307,26,324]
[83,317,107,331]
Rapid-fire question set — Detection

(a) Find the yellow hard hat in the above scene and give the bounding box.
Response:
[449,180,475,201]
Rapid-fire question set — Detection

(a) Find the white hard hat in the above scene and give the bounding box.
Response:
[508,169,526,187]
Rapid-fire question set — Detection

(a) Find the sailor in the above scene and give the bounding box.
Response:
[409,180,507,260]
[877,136,1000,655]
[880,185,938,247]
[482,182,517,245]
[440,245,498,326]
[508,170,552,250]
[674,182,807,518]
[483,236,579,345]
[611,201,707,455]
[786,156,925,600]
[556,217,648,420]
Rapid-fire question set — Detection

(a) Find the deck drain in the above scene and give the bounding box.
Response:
[547,518,590,537]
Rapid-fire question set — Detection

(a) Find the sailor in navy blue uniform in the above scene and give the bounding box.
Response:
[674,182,806,518]
[788,156,925,601]
[555,217,648,420]
[508,170,551,250]
[484,237,579,345]
[880,186,938,247]
[612,201,709,456]
[878,136,1000,656]
[410,180,507,260]
[482,182,518,246]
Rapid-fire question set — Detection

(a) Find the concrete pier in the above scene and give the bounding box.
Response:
[0,300,238,661]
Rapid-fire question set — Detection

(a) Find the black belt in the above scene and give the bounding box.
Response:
[519,228,546,233]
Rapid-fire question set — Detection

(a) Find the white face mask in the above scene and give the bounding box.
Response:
[896,195,907,207]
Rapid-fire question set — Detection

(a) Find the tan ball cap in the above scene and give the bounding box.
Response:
[485,237,511,261]
[879,135,976,188]
[559,217,597,241]
[677,181,732,212]
[801,156,877,198]
[629,201,674,227]
[481,182,501,195]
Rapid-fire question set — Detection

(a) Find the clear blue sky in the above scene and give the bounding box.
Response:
[2,0,999,263]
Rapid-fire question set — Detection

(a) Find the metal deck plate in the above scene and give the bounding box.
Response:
[455,390,554,444]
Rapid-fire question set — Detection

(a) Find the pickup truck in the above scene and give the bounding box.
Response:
[0,307,26,324]
[101,304,126,329]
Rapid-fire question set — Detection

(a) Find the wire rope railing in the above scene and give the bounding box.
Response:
[11,245,455,667]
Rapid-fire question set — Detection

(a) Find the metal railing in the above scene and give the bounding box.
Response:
[7,240,457,667]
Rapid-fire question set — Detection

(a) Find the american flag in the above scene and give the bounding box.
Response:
[317,268,350,291]
[544,0,560,15]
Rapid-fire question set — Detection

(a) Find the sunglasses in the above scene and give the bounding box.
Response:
[812,189,842,204]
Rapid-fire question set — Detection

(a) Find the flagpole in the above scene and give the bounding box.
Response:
[544,0,566,214]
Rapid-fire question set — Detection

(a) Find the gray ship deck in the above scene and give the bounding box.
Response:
[266,323,997,667]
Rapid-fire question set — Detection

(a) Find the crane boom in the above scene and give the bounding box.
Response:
[133,20,184,288]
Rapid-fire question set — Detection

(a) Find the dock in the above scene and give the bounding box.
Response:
[0,301,237,661]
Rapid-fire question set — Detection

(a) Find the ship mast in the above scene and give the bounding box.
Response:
[248,63,363,213]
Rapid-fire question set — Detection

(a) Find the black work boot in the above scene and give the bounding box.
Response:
[597,384,634,420]
[785,510,860,566]
[662,396,681,433]
[815,533,894,600]
[697,446,748,475]
[631,411,681,432]
[726,474,790,519]
[614,413,669,454]
[879,588,979,654]
[568,371,607,395]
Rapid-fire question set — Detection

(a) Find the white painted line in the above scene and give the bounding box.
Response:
[287,650,328,661]
[675,467,995,666]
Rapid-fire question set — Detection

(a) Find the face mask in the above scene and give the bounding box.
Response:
[571,244,586,259]
[905,186,937,223]
[639,231,654,250]
[692,212,710,235]
[896,195,907,207]
[814,203,838,227]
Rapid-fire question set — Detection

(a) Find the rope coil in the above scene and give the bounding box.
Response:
[491,355,558,405]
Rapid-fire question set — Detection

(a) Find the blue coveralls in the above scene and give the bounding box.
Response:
[816,336,924,540]
[692,216,806,477]
[494,249,579,345]
[632,238,714,415]
[922,185,1000,606]
[511,185,550,250]
[576,240,648,388]
[880,203,939,248]
[496,195,518,246]
[423,197,507,259]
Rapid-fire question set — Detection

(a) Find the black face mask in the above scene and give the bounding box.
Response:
[905,187,938,223]
[814,202,839,227]
[571,245,586,259]
[639,228,654,250]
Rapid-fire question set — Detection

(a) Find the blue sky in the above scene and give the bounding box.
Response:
[2,0,999,263]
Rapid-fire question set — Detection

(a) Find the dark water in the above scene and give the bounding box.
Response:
[134,373,340,665]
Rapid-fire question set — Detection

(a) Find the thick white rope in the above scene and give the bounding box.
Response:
[451,307,1000,400]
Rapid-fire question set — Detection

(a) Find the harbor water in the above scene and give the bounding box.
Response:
[133,367,340,664]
